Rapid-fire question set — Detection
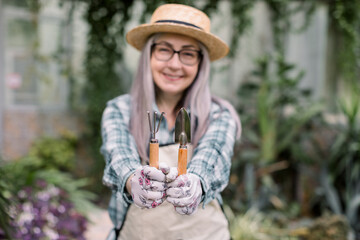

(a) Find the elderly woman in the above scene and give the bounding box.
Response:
[101,3,241,240]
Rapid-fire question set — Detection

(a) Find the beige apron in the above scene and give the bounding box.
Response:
[119,144,230,240]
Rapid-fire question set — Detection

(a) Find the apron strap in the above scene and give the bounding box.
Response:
[106,228,118,240]
[106,227,122,240]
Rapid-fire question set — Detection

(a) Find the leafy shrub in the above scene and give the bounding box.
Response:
[0,133,96,239]
[29,131,78,171]
[0,164,13,239]
[225,53,322,213]
[225,53,359,238]
[305,90,360,238]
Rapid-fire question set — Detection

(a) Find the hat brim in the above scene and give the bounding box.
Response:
[126,23,229,61]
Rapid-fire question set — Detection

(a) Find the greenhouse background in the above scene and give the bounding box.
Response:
[0,0,359,239]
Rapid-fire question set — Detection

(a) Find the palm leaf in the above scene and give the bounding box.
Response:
[278,103,322,153]
[346,194,360,226]
[320,165,342,215]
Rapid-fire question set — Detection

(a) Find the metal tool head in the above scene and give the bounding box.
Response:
[147,111,165,142]
[175,108,191,146]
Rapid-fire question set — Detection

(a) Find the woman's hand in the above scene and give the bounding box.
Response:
[129,165,168,209]
[166,173,202,215]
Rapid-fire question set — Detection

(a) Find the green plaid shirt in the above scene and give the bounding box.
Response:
[101,94,238,229]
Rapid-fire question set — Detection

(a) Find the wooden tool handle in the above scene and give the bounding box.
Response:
[149,142,159,169]
[178,147,187,175]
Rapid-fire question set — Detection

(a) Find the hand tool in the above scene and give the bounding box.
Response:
[174,108,191,175]
[147,111,165,169]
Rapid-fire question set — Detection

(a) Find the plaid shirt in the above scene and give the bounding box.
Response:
[101,94,237,229]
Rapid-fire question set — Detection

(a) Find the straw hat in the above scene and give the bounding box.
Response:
[126,4,229,61]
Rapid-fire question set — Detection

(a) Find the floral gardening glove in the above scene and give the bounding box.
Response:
[130,164,169,209]
[158,162,178,183]
[164,166,178,183]
[166,173,202,215]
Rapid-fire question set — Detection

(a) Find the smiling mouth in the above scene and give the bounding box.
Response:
[163,73,183,80]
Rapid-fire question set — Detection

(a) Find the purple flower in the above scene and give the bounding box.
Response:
[7,180,88,239]
[36,179,47,188]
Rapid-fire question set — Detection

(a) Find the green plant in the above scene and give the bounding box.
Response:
[225,53,322,213]
[0,161,14,239]
[35,170,96,215]
[328,1,360,88]
[320,89,360,237]
[29,131,78,171]
[225,206,301,240]
[1,162,96,215]
[1,134,96,217]
[1,151,95,239]
[294,84,360,237]
[227,207,274,240]
[265,0,316,55]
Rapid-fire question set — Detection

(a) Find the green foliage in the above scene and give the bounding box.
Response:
[0,133,79,192]
[0,135,96,216]
[0,162,14,239]
[226,206,302,240]
[322,92,360,235]
[227,207,276,240]
[328,0,360,86]
[3,0,41,11]
[238,53,321,164]
[289,86,360,236]
[265,0,316,54]
[225,53,322,213]
[226,203,350,240]
[228,0,255,57]
[35,170,97,215]
[29,131,77,171]
[82,0,135,194]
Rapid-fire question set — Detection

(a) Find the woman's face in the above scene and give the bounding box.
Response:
[150,33,201,98]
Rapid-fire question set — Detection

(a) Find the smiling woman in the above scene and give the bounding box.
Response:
[151,33,201,119]
[100,4,241,240]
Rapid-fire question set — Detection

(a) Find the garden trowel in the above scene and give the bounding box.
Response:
[175,108,191,175]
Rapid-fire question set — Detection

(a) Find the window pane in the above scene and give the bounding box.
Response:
[7,19,36,48]
[12,54,38,105]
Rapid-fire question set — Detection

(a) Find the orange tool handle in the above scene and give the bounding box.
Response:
[149,142,159,169]
[178,147,187,175]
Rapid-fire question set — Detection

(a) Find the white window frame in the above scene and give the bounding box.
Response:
[2,3,70,111]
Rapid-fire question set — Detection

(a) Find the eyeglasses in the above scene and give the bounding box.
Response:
[151,43,202,66]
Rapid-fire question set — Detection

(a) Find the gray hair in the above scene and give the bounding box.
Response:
[129,35,241,163]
